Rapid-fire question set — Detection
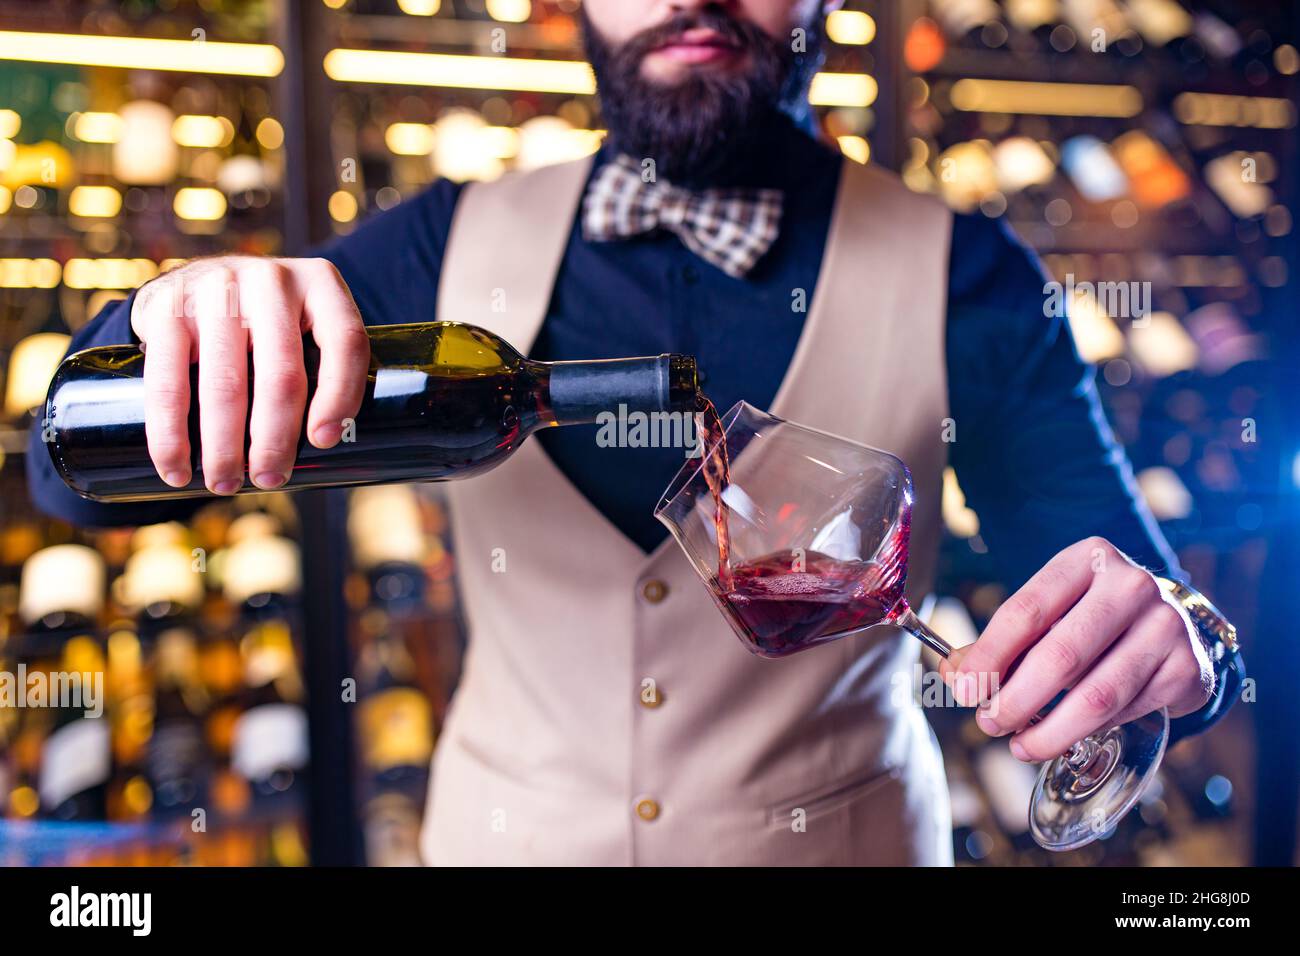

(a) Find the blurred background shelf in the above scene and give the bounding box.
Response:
[0,0,1295,866]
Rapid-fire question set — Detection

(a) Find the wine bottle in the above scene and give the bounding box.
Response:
[145,626,210,815]
[223,531,309,804]
[40,633,111,822]
[43,320,700,502]
[347,486,460,724]
[19,545,112,821]
[356,608,435,800]
[117,526,212,818]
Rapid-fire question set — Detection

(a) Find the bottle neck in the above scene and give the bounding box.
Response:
[539,354,699,426]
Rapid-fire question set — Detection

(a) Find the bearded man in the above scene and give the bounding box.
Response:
[30,0,1242,865]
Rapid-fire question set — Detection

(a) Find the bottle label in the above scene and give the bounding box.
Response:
[231,703,308,782]
[39,718,111,809]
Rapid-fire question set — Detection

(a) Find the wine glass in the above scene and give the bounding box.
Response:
[656,401,1168,851]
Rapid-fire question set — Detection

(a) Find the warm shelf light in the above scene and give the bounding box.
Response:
[1128,312,1199,378]
[515,117,602,170]
[329,190,359,223]
[69,185,122,218]
[837,135,870,164]
[942,468,980,538]
[826,11,876,45]
[114,101,178,185]
[324,49,595,94]
[1172,92,1295,129]
[172,115,234,149]
[808,72,878,108]
[385,122,437,156]
[397,0,441,14]
[256,117,285,150]
[486,0,531,23]
[0,31,284,77]
[951,79,1143,118]
[1067,291,1127,363]
[5,333,71,416]
[72,111,125,144]
[173,187,227,221]
[0,258,61,289]
[63,258,160,289]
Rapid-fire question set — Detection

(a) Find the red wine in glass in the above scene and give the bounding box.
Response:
[694,391,911,656]
[696,390,909,658]
[711,509,910,659]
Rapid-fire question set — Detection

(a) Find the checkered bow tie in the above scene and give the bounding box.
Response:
[581,155,783,279]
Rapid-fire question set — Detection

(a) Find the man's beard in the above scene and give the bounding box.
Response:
[581,7,807,186]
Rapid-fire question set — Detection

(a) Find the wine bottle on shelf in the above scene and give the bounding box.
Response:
[355,607,435,867]
[348,485,460,725]
[40,635,110,823]
[198,598,252,824]
[4,708,46,821]
[18,544,112,821]
[117,527,211,818]
[4,550,70,819]
[356,608,435,785]
[0,653,16,817]
[145,625,210,816]
[43,321,701,502]
[222,530,309,806]
[104,619,155,823]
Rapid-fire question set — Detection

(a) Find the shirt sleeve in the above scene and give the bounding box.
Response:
[944,213,1181,591]
[26,178,466,528]
[22,291,202,529]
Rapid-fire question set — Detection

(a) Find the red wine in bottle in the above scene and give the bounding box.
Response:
[43,321,699,502]
[714,511,910,659]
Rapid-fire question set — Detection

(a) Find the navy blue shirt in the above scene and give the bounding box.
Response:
[29,127,1177,595]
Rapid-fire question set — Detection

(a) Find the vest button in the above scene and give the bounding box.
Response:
[640,684,662,708]
[640,579,669,604]
[634,797,660,822]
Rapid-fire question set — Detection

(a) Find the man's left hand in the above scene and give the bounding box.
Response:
[937,537,1215,761]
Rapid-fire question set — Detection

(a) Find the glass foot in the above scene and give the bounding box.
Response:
[1028,708,1169,851]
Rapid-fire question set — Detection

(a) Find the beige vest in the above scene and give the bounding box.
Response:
[424,155,954,865]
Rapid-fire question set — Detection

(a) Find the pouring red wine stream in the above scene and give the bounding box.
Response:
[692,395,923,659]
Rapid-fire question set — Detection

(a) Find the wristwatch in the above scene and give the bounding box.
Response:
[1155,576,1246,743]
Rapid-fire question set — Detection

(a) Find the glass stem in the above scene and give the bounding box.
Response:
[890,600,957,658]
[891,599,1094,765]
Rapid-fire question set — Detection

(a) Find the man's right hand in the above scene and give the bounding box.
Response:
[130,256,371,494]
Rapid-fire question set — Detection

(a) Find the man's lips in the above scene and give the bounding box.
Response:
[650,28,742,65]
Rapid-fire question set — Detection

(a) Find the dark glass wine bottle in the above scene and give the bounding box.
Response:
[17,544,112,821]
[43,321,700,502]
[40,633,111,821]
[131,530,212,819]
[145,625,210,816]
[223,531,309,807]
